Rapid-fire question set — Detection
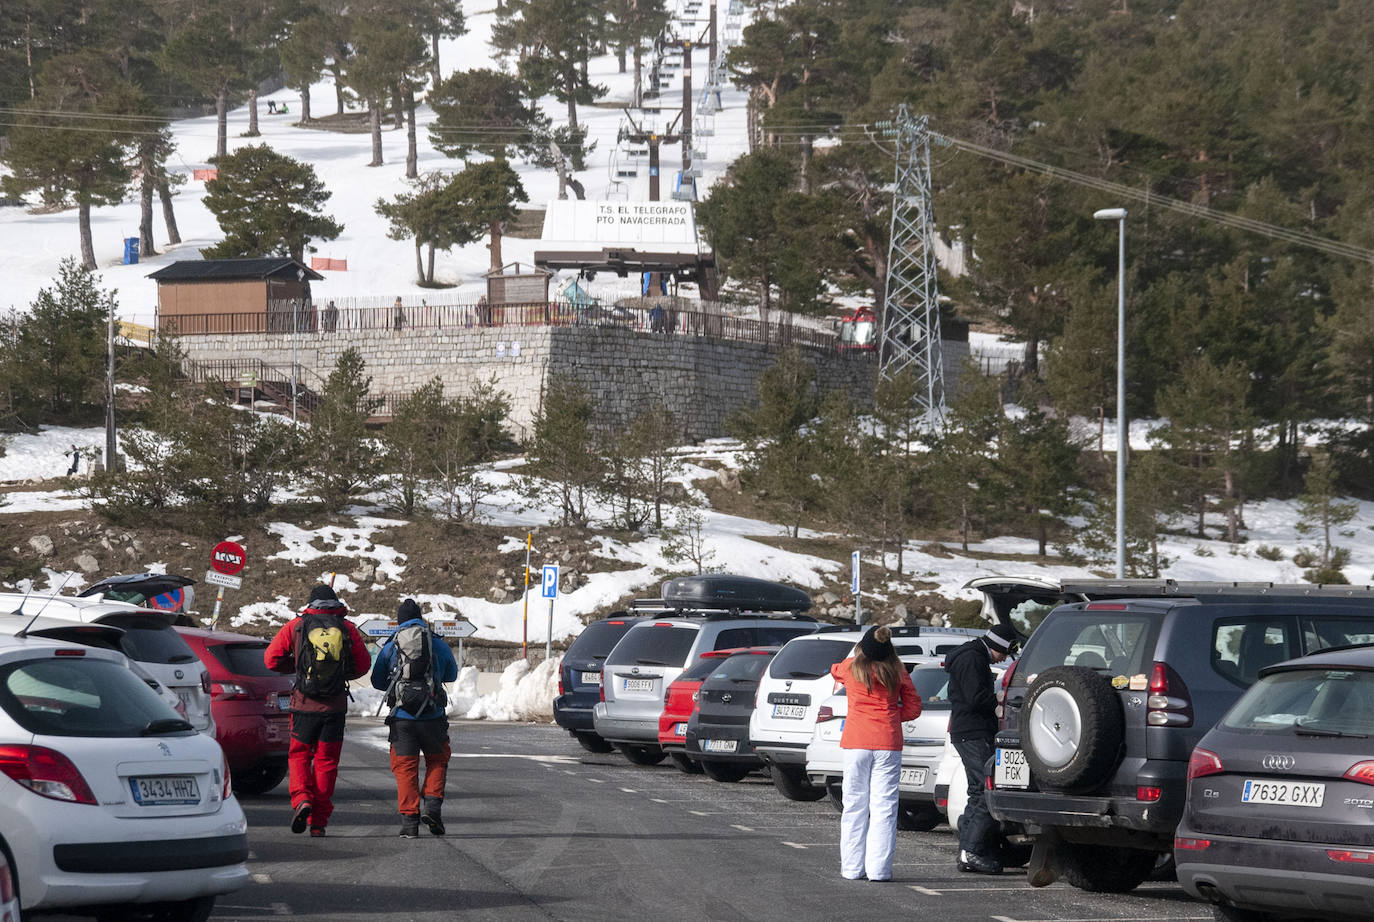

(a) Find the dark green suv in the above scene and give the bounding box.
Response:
[987,580,1374,893]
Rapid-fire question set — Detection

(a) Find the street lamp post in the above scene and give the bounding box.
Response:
[292,268,304,423]
[1094,207,1127,578]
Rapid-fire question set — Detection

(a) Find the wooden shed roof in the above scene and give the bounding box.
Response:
[146,258,323,282]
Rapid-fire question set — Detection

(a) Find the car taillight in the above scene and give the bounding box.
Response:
[998,659,1018,705]
[1175,837,1211,851]
[0,857,13,902]
[816,705,836,723]
[0,745,97,804]
[599,677,605,703]
[1146,662,1193,727]
[1343,761,1374,785]
[1187,747,1224,781]
[1136,786,1162,802]
[221,752,232,800]
[213,682,250,700]
[1327,849,1374,864]
[201,670,212,695]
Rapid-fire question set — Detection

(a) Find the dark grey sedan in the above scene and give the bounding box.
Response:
[1177,644,1374,922]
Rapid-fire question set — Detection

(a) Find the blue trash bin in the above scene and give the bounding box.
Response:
[123,237,139,265]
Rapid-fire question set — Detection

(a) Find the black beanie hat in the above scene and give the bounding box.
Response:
[858,627,894,661]
[397,598,421,622]
[984,622,1020,652]
[308,584,338,603]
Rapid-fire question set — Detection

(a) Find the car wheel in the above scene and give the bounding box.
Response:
[1057,842,1157,893]
[614,743,667,766]
[575,732,614,754]
[1021,666,1124,792]
[770,763,826,801]
[669,752,703,774]
[232,761,287,796]
[896,803,942,832]
[827,780,844,812]
[700,760,751,783]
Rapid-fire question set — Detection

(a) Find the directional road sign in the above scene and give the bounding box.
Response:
[541,564,559,599]
[429,619,477,638]
[357,618,398,637]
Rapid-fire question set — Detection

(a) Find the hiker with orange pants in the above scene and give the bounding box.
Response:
[371,599,459,837]
[264,585,370,837]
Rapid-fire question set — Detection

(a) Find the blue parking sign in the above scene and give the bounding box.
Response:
[541,564,559,598]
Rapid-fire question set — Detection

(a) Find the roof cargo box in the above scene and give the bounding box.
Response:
[660,574,812,613]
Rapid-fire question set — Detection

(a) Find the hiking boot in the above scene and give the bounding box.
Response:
[957,850,1002,875]
[399,814,421,838]
[420,797,445,836]
[291,802,312,834]
[309,826,326,838]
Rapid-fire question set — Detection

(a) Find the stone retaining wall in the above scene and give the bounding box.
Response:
[180,325,887,440]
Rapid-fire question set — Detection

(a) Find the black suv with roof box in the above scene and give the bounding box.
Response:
[987,580,1374,893]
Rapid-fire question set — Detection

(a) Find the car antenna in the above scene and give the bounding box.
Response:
[15,571,77,638]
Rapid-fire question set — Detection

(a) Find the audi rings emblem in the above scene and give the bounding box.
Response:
[1262,754,1296,771]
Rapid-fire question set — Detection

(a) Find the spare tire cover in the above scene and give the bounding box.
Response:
[1021,665,1124,792]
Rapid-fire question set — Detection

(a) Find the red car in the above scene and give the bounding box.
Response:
[659,648,772,774]
[176,626,293,795]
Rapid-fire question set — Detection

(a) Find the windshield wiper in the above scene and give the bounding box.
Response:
[140,718,193,735]
[1294,722,1367,739]
[636,658,668,666]
[788,670,825,679]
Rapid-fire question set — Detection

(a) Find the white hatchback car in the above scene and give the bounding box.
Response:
[803,653,944,826]
[0,593,215,738]
[0,633,248,920]
[750,627,982,800]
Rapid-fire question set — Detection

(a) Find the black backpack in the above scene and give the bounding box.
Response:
[295,611,348,699]
[387,623,443,715]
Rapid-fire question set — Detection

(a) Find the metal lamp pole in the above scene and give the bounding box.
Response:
[1094,207,1127,578]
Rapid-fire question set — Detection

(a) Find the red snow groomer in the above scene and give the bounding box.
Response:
[837,306,878,352]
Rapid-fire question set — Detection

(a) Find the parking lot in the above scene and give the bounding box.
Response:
[207,720,1216,922]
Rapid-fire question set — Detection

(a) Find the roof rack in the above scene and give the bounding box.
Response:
[1061,578,1374,600]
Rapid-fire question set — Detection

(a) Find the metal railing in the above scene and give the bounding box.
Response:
[158,298,845,353]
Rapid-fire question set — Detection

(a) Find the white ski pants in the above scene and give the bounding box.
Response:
[840,748,902,880]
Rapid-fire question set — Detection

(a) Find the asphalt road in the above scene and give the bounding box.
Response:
[215,719,1215,922]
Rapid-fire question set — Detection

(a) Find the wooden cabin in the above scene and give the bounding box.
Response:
[148,258,323,334]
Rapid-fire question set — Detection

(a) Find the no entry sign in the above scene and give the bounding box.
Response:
[210,540,247,575]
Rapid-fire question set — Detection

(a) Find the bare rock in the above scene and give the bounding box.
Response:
[716,468,742,492]
[351,561,376,584]
[488,587,512,604]
[893,603,910,624]
[818,591,840,607]
[28,535,54,557]
[74,553,100,574]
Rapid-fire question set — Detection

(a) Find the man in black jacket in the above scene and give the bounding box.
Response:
[945,623,1019,874]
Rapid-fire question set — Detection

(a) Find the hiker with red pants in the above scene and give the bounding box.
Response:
[265,584,370,837]
[370,599,459,837]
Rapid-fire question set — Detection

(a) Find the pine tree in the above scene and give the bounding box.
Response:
[13,259,116,422]
[728,348,823,538]
[381,377,449,515]
[344,2,429,169]
[202,145,343,261]
[1296,451,1358,581]
[446,160,528,273]
[160,10,253,159]
[0,53,140,269]
[305,348,381,510]
[427,68,547,163]
[926,362,1004,552]
[376,172,470,284]
[490,0,605,130]
[996,400,1083,557]
[525,375,602,527]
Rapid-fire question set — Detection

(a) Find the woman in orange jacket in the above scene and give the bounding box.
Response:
[830,625,922,881]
